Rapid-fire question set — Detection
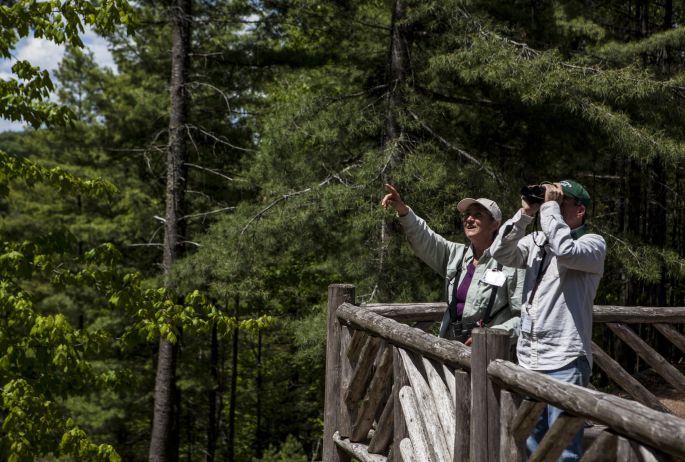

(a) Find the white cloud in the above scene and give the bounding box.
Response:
[0,27,116,133]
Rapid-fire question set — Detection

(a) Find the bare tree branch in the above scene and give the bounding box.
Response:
[184,163,234,181]
[182,206,236,220]
[407,109,510,190]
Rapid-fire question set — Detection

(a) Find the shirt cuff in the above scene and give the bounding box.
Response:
[513,209,534,226]
[397,207,417,227]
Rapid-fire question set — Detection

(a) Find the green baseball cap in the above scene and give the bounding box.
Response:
[541,180,591,209]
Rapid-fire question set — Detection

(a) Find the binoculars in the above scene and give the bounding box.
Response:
[520,185,547,204]
[449,320,479,343]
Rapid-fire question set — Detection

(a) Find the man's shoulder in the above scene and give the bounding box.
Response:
[579,232,607,246]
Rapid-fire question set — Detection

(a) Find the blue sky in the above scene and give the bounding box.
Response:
[0,29,116,132]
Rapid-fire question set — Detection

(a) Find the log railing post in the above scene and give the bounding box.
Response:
[324,284,355,462]
[470,328,510,462]
[393,347,410,462]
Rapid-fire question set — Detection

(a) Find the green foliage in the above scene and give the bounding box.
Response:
[252,435,308,462]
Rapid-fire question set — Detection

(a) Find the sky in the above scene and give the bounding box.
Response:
[0,28,116,133]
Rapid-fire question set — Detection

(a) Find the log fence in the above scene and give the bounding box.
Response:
[324,284,685,462]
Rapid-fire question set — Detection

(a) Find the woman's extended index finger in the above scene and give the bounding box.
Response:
[385,183,398,196]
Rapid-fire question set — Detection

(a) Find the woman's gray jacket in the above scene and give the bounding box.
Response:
[398,209,523,341]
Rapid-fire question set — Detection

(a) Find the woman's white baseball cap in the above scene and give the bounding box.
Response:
[457,198,502,222]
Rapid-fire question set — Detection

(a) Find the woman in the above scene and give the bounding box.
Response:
[382,184,522,344]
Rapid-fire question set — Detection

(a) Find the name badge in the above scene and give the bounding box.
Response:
[482,269,506,287]
[521,315,532,334]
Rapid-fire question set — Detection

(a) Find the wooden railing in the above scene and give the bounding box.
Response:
[323,284,685,462]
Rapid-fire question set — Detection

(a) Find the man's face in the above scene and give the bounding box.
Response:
[463,204,498,241]
[560,195,585,229]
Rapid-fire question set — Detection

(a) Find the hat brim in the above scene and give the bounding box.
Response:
[457,198,479,213]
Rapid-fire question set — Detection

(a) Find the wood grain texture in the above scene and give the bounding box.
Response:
[591,341,673,415]
[488,359,685,459]
[352,346,394,442]
[654,323,685,354]
[393,348,410,462]
[336,303,471,370]
[486,329,510,462]
[324,284,355,462]
[607,322,685,396]
[593,306,685,323]
[422,357,455,459]
[399,349,450,462]
[453,370,471,462]
[527,412,585,462]
[339,324,359,437]
[360,303,447,322]
[368,391,394,455]
[398,386,436,462]
[511,400,547,444]
[345,336,383,409]
[348,330,367,362]
[470,329,488,462]
[442,364,456,404]
[332,431,387,462]
[579,429,617,462]
[500,390,524,462]
[399,438,418,462]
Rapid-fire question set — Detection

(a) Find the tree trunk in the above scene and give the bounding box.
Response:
[149,0,191,458]
[206,323,219,462]
[379,0,411,300]
[228,295,239,462]
[256,328,262,458]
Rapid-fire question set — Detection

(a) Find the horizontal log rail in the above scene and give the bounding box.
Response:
[488,359,685,459]
[360,302,685,324]
[360,303,445,322]
[336,302,472,370]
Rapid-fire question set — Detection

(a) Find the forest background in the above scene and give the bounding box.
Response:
[2,0,685,460]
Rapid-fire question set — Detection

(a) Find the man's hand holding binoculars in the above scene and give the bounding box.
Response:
[521,182,564,216]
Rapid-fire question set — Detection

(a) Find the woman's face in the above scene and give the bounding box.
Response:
[463,204,497,242]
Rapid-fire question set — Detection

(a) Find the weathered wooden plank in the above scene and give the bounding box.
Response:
[453,370,470,462]
[324,284,355,462]
[470,329,488,462]
[345,336,383,409]
[393,348,410,462]
[488,359,685,459]
[357,303,685,323]
[511,400,547,444]
[333,431,387,462]
[579,429,617,462]
[442,364,456,405]
[399,438,419,462]
[368,391,394,455]
[616,437,642,462]
[352,346,394,442]
[399,349,450,462]
[527,412,585,462]
[348,330,367,362]
[422,357,455,459]
[607,322,685,396]
[593,306,685,323]
[339,324,359,437]
[591,341,673,415]
[486,329,510,462]
[500,390,524,462]
[337,303,472,370]
[360,303,447,322]
[398,386,436,462]
[654,323,685,354]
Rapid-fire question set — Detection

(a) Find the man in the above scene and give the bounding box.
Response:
[490,180,606,461]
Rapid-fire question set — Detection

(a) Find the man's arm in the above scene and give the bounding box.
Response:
[490,209,534,269]
[540,202,607,273]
